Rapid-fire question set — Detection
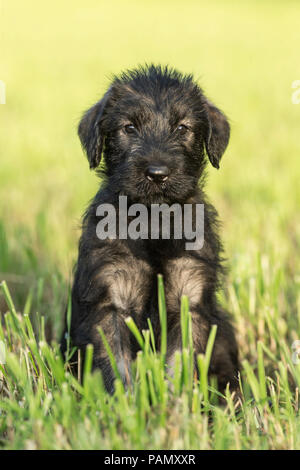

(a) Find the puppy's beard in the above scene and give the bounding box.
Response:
[124,181,174,205]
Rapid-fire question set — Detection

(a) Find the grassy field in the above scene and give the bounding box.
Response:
[1,0,300,450]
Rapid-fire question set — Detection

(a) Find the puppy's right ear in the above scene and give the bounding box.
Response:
[78,90,111,169]
[203,99,230,170]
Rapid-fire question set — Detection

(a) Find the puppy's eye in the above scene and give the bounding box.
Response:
[176,124,189,134]
[124,124,136,134]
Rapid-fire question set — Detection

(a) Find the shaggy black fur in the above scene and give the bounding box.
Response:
[61,65,239,394]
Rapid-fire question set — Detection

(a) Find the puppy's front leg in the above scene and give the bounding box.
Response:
[70,247,152,393]
[163,256,239,393]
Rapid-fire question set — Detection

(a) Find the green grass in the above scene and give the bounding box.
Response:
[0,279,205,449]
[1,0,300,450]
[1,276,299,450]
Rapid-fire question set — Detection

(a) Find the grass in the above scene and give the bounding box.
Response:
[1,0,300,450]
[1,275,299,450]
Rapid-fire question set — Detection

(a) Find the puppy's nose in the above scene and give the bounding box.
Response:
[145,165,170,183]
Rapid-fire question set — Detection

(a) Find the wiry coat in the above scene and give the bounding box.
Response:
[61,65,239,393]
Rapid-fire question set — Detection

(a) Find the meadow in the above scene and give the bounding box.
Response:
[0,0,300,450]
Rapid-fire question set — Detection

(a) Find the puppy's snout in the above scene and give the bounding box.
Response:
[145,165,170,183]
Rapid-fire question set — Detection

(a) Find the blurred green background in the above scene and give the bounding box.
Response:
[1,0,300,338]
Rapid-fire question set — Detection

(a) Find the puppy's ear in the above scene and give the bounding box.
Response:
[203,99,230,169]
[78,90,111,169]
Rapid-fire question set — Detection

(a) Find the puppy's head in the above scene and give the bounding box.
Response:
[78,65,230,204]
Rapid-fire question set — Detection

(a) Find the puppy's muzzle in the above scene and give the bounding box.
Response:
[145,165,170,183]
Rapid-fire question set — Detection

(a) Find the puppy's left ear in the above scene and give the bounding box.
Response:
[203,99,230,169]
[78,90,111,169]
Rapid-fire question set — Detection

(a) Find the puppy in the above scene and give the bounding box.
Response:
[62,65,239,394]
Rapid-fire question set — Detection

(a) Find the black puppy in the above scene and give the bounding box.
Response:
[62,65,239,394]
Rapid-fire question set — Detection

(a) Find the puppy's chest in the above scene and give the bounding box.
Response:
[104,248,207,313]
